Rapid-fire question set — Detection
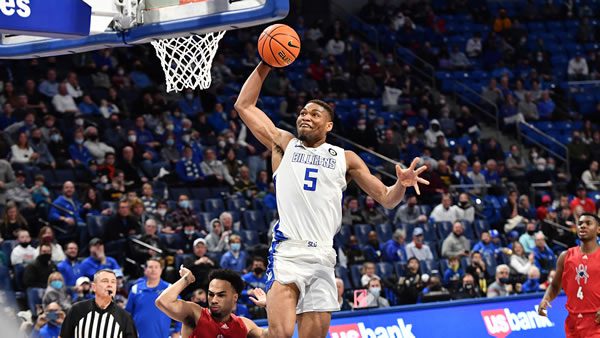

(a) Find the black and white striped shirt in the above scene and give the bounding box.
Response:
[60,298,137,338]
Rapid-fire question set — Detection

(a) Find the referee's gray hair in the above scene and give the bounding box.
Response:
[93,269,117,282]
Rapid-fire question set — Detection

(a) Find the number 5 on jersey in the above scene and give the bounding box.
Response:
[303,168,318,191]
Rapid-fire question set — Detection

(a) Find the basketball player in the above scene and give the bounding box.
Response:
[538,213,600,337]
[155,266,267,337]
[234,62,429,338]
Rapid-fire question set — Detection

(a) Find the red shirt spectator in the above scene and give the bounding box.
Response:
[570,186,596,214]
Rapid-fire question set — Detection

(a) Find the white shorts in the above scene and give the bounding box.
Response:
[266,239,339,314]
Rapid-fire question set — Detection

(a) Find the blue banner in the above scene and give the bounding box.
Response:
[0,0,91,38]
[259,294,568,338]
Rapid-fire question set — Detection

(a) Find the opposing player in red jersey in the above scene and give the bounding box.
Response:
[156,267,267,338]
[538,212,600,337]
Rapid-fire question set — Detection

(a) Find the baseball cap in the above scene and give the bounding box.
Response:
[193,238,206,247]
[76,276,90,287]
[89,237,103,246]
[15,170,25,177]
[541,195,551,203]
[490,229,499,238]
[413,227,424,236]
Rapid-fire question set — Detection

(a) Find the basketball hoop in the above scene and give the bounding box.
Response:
[151,31,226,92]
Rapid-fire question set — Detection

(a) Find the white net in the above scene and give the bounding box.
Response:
[151,31,226,92]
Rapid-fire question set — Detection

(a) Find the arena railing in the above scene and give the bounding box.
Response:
[516,121,570,177]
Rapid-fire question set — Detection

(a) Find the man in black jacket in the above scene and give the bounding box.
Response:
[103,199,138,244]
[23,243,56,289]
[60,269,137,338]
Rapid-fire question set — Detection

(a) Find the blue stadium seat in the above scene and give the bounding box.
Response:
[189,187,211,200]
[473,219,490,238]
[376,262,394,280]
[204,198,225,214]
[240,230,260,248]
[376,223,394,242]
[482,252,497,274]
[349,264,363,288]
[242,210,268,233]
[338,225,352,244]
[335,266,352,290]
[209,186,230,198]
[420,259,440,275]
[54,169,76,184]
[393,261,405,277]
[169,187,190,200]
[87,215,107,238]
[196,212,218,228]
[1,240,17,264]
[435,222,453,240]
[26,287,44,314]
[159,233,182,250]
[227,197,247,211]
[353,224,373,245]
[461,221,476,240]
[189,199,203,212]
[426,241,440,260]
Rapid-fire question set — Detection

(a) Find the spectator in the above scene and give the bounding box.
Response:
[532,232,556,278]
[126,258,182,338]
[78,95,101,116]
[205,218,228,253]
[0,159,16,207]
[175,223,200,254]
[472,230,497,257]
[131,219,168,264]
[581,160,600,191]
[521,266,542,293]
[242,256,268,305]
[568,54,589,80]
[168,194,200,232]
[486,264,512,297]
[467,161,486,194]
[519,221,538,253]
[6,170,34,210]
[393,194,421,225]
[509,240,534,278]
[31,174,51,208]
[342,197,366,225]
[30,302,66,338]
[518,92,539,121]
[38,69,59,99]
[441,221,471,258]
[42,271,71,311]
[493,8,512,34]
[160,134,180,168]
[382,229,407,263]
[73,276,93,302]
[52,83,79,115]
[84,126,115,165]
[200,148,234,186]
[178,89,202,118]
[57,241,80,287]
[78,238,123,279]
[182,238,215,293]
[23,243,57,289]
[343,235,367,266]
[466,32,482,57]
[570,185,596,214]
[0,201,29,240]
[356,64,378,97]
[68,129,93,167]
[455,192,475,223]
[175,145,204,184]
[424,120,446,148]
[430,193,459,223]
[219,234,248,273]
[453,273,481,299]
[536,91,555,120]
[449,46,471,69]
[405,227,434,261]
[30,128,56,168]
[219,210,241,235]
[361,196,388,225]
[10,229,36,265]
[335,278,352,311]
[35,226,66,263]
[396,257,425,305]
[10,131,38,166]
[81,186,112,218]
[103,199,138,243]
[365,278,390,308]
[442,256,464,291]
[466,251,490,295]
[363,230,383,262]
[234,165,258,198]
[360,262,379,287]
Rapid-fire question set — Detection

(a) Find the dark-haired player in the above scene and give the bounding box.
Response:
[156,267,267,338]
[539,212,600,337]
[235,62,429,337]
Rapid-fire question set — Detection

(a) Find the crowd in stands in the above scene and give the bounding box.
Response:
[0,0,598,336]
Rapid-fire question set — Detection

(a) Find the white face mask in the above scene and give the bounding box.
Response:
[357,125,366,131]
[128,135,137,143]
[369,287,381,297]
[157,209,167,216]
[182,135,191,143]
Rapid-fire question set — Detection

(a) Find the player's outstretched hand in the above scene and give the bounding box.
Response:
[537,299,551,317]
[595,310,600,324]
[249,288,267,308]
[179,265,196,284]
[397,157,429,195]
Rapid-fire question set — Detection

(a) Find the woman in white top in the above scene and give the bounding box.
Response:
[33,226,66,263]
[10,132,38,165]
[509,241,533,277]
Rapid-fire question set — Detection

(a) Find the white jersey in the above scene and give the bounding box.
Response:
[273,138,347,244]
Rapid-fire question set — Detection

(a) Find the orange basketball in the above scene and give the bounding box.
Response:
[257,24,301,68]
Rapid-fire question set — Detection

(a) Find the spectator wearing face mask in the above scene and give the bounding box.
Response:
[466,251,490,294]
[454,193,475,222]
[68,129,93,167]
[396,257,425,305]
[453,273,481,299]
[42,272,71,311]
[519,221,538,253]
[23,243,57,289]
[361,196,388,225]
[31,302,66,338]
[219,234,248,273]
[405,227,434,261]
[424,120,447,148]
[393,194,421,225]
[84,126,115,165]
[242,257,268,305]
[153,201,170,232]
[200,148,234,186]
[363,231,383,262]
[365,278,390,308]
[176,223,200,254]
[521,266,542,293]
[11,229,36,265]
[168,195,201,232]
[487,264,513,297]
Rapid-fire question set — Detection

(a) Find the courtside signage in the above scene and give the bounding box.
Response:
[0,0,91,38]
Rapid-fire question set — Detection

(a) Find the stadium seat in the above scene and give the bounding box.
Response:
[189,199,203,212]
[435,222,453,239]
[393,261,405,277]
[242,210,268,233]
[349,264,363,288]
[473,219,490,237]
[204,198,225,214]
[353,224,373,245]
[376,223,394,242]
[338,225,352,244]
[159,233,182,250]
[189,187,211,200]
[26,288,45,314]
[240,230,260,248]
[227,196,247,211]
[420,259,440,275]
[461,221,476,240]
[210,186,230,198]
[87,215,107,238]
[376,262,394,280]
[196,212,218,228]
[335,266,352,289]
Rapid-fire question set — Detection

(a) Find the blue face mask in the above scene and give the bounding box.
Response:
[50,280,63,289]
[231,243,241,252]
[166,139,175,146]
[179,200,190,209]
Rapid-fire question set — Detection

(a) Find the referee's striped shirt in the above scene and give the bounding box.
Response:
[60,298,137,338]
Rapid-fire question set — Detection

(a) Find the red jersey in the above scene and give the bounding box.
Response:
[562,246,600,314]
[189,308,248,338]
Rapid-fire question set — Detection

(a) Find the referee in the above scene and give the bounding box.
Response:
[59,269,138,338]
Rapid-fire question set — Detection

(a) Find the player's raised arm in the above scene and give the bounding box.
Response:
[538,251,566,316]
[234,62,294,151]
[155,266,200,323]
[346,153,429,209]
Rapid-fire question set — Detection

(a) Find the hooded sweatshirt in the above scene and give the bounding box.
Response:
[204,218,228,252]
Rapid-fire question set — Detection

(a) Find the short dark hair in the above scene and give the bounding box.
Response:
[208,269,244,295]
[580,212,600,225]
[251,256,267,265]
[308,99,334,122]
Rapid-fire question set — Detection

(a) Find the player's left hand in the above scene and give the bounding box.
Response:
[249,288,267,308]
[595,310,600,324]
[397,157,429,195]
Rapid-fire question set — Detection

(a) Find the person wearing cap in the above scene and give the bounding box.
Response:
[382,229,407,263]
[78,238,123,279]
[405,227,434,261]
[182,238,215,296]
[175,145,205,184]
[73,276,93,302]
[536,194,552,221]
[5,169,35,210]
[570,184,596,214]
[126,258,182,338]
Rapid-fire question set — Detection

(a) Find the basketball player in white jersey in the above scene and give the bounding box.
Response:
[235,62,429,338]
